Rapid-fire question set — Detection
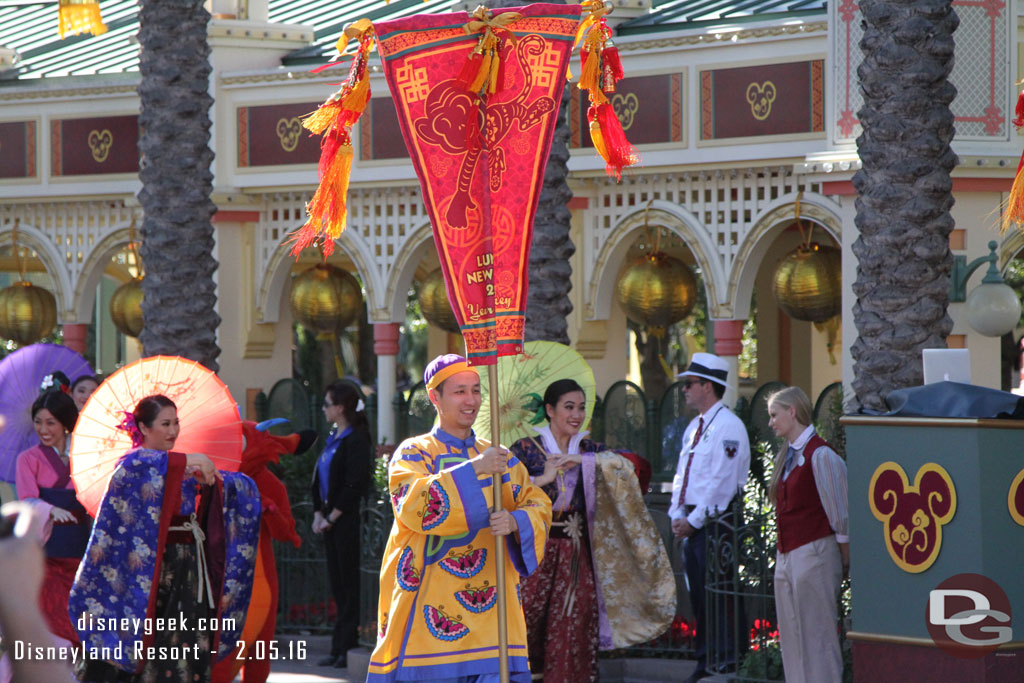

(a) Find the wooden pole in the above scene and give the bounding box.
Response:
[489,362,509,683]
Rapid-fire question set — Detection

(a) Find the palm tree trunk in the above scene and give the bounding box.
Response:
[485,0,574,345]
[851,0,958,411]
[137,0,221,370]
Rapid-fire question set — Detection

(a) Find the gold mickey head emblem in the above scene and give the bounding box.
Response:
[276,117,302,152]
[869,461,956,573]
[611,92,639,131]
[745,81,777,121]
[88,129,114,163]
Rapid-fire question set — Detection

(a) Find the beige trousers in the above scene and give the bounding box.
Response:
[774,535,843,683]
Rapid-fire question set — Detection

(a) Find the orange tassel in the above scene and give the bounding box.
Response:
[1003,153,1024,232]
[288,129,354,257]
[290,26,373,257]
[590,103,639,180]
[1003,91,1024,231]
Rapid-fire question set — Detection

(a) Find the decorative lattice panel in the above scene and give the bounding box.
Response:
[0,199,136,316]
[257,185,425,313]
[832,0,1010,143]
[578,168,822,315]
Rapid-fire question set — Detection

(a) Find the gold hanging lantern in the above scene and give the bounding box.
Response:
[58,0,107,39]
[773,242,842,323]
[418,268,461,334]
[289,263,362,334]
[616,252,698,329]
[109,277,144,338]
[0,281,57,346]
[0,220,58,346]
[109,219,144,338]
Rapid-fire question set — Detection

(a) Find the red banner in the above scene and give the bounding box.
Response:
[375,4,580,364]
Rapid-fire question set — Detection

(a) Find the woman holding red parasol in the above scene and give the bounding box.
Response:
[69,393,261,682]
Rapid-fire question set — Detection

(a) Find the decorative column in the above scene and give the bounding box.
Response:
[374,322,401,446]
[713,319,744,407]
[63,323,88,356]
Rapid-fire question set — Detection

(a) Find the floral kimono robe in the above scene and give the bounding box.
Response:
[511,428,676,683]
[367,428,552,683]
[68,449,261,681]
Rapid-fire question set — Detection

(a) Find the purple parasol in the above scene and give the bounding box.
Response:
[0,343,93,484]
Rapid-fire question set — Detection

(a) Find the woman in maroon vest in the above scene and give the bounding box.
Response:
[767,386,849,683]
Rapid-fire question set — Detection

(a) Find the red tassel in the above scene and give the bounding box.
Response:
[1014,91,1024,128]
[457,51,483,90]
[590,103,639,180]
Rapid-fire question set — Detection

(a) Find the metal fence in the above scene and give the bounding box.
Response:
[265,377,847,681]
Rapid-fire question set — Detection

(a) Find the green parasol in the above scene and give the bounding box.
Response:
[474,341,597,447]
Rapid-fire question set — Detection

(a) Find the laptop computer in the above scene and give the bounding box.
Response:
[922,348,971,385]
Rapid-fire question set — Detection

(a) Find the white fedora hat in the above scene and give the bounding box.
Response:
[676,352,729,387]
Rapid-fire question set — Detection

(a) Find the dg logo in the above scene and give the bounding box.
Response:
[927,573,1012,658]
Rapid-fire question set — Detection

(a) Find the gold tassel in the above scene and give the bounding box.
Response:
[578,45,601,94]
[589,117,609,163]
[460,7,521,94]
[58,0,107,39]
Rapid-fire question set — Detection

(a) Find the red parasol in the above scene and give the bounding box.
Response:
[69,355,243,517]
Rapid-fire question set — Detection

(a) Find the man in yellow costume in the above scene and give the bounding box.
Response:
[367,354,553,683]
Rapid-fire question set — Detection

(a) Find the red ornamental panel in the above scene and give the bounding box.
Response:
[375,4,580,364]
[0,121,35,179]
[237,102,323,167]
[51,115,139,176]
[360,98,411,161]
[571,73,682,148]
[700,60,824,140]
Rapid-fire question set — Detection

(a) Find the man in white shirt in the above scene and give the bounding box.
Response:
[669,353,751,683]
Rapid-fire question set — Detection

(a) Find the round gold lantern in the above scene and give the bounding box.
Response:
[418,268,461,334]
[616,252,698,328]
[0,280,57,345]
[109,277,144,338]
[772,243,841,323]
[289,263,362,334]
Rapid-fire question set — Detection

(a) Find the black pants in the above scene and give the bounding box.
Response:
[683,508,740,672]
[324,514,361,657]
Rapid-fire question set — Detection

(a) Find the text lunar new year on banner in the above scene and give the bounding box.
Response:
[376,4,581,364]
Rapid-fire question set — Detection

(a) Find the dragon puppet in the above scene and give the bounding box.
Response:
[212,419,317,683]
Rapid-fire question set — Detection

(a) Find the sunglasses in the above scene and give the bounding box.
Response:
[682,379,706,388]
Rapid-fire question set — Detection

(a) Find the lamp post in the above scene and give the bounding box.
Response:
[949,240,1021,337]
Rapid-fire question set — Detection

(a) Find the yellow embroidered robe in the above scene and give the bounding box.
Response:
[367,427,552,682]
